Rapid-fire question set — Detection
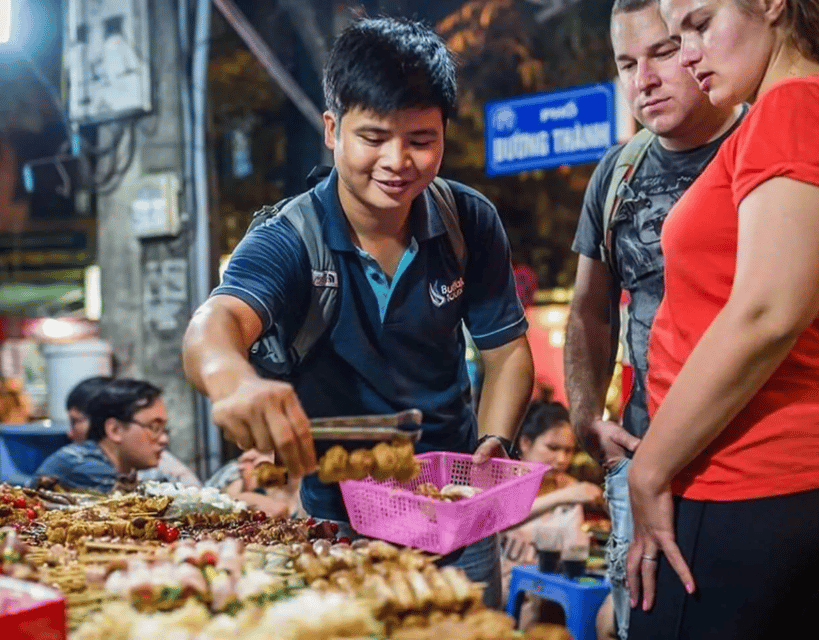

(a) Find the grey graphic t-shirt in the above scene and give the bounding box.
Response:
[572,118,743,438]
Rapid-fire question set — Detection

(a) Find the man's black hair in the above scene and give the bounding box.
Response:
[65,376,113,413]
[518,401,571,444]
[323,17,457,122]
[85,378,162,442]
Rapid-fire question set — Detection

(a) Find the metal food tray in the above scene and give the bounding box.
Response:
[310,408,423,443]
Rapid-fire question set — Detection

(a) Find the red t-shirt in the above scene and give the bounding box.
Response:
[647,76,819,501]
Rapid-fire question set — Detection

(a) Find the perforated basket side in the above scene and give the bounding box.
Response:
[340,452,548,554]
[341,478,456,552]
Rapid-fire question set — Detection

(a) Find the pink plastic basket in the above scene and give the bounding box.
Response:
[339,451,549,555]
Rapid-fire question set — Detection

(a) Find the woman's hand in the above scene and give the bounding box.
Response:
[626,462,695,611]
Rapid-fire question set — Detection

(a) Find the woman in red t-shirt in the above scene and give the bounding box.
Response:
[626,1,819,638]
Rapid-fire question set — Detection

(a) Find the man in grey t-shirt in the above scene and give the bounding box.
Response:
[564,1,744,638]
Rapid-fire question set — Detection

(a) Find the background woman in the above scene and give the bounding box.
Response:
[518,402,603,517]
[500,402,605,628]
[627,1,819,638]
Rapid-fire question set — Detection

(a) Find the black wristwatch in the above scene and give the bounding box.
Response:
[476,434,520,460]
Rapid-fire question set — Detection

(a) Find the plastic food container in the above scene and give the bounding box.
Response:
[340,451,548,554]
[0,576,66,640]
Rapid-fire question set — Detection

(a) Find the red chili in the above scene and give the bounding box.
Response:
[251,511,267,522]
[163,527,180,543]
[336,536,352,545]
[24,508,36,520]
[12,497,26,509]
[0,494,13,504]
[155,521,168,537]
[328,521,340,535]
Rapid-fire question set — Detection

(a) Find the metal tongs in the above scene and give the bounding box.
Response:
[310,408,423,443]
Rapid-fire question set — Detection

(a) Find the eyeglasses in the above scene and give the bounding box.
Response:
[128,419,169,438]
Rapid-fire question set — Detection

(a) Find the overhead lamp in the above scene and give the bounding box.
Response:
[0,0,11,45]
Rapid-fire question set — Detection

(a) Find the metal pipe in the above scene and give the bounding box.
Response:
[192,0,221,476]
[211,0,324,134]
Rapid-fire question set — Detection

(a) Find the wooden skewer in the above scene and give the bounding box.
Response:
[64,592,119,606]
[78,553,143,564]
[84,541,156,553]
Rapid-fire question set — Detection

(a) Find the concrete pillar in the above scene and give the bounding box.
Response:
[97,0,201,475]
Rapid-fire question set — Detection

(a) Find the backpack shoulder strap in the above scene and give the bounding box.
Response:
[280,192,338,365]
[248,191,338,377]
[600,128,655,270]
[247,197,295,234]
[428,177,467,272]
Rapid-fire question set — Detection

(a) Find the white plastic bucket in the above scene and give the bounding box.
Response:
[42,339,113,423]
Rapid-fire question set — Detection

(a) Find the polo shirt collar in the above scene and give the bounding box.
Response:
[313,168,447,251]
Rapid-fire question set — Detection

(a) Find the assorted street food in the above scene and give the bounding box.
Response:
[412,483,484,502]
[0,479,561,639]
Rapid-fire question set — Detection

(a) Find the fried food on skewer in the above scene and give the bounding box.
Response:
[370,443,399,481]
[347,449,376,480]
[252,461,288,488]
[317,446,350,483]
[392,439,421,482]
[315,440,420,484]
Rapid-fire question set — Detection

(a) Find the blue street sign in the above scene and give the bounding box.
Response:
[484,81,616,176]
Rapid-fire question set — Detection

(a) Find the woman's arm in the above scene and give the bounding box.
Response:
[521,481,604,525]
[628,177,819,609]
[632,177,819,489]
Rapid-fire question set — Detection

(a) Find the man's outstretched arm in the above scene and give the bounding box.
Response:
[183,295,316,478]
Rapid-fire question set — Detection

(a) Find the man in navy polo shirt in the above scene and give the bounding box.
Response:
[183,17,534,607]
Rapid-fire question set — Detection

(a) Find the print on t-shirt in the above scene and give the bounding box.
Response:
[572,117,745,438]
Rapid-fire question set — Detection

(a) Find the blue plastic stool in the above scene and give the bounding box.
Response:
[506,564,610,640]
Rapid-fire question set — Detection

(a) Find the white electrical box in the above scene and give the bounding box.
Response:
[131,173,181,238]
[64,0,152,123]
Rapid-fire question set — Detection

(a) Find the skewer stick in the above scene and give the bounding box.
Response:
[84,541,156,553]
[264,566,298,575]
[64,592,119,606]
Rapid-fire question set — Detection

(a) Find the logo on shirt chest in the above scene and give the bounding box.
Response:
[429,277,464,307]
[312,270,338,288]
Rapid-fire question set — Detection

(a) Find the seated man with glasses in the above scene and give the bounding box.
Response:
[63,376,201,488]
[33,379,171,492]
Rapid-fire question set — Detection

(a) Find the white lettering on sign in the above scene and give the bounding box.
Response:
[539,100,579,122]
[492,131,551,163]
[551,122,611,153]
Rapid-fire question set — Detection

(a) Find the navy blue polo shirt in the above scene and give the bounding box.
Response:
[214,169,526,520]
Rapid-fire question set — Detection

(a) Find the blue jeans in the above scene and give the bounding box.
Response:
[450,534,502,609]
[605,457,633,640]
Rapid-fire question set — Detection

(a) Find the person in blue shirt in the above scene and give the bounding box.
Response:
[63,376,201,488]
[183,16,534,607]
[33,379,170,492]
